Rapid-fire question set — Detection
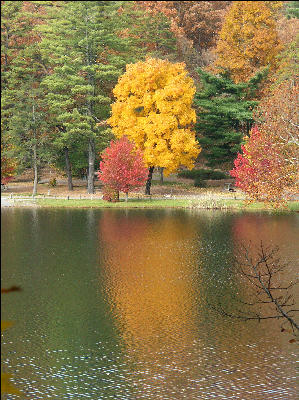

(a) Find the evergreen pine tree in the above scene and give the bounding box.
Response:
[1,1,51,195]
[194,68,267,168]
[39,1,135,193]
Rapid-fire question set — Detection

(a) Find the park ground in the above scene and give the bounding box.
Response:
[1,167,299,211]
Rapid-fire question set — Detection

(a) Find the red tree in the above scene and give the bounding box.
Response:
[1,142,16,185]
[230,125,298,207]
[98,137,148,201]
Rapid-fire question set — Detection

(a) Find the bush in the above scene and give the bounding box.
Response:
[102,186,119,202]
[48,178,57,187]
[194,177,207,188]
[178,169,228,180]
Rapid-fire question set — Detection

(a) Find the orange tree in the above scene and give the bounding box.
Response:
[108,58,200,194]
[230,78,298,207]
[213,1,283,83]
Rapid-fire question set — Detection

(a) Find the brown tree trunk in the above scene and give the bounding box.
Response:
[32,143,38,196]
[87,137,95,194]
[145,166,154,195]
[64,146,73,191]
[159,167,164,183]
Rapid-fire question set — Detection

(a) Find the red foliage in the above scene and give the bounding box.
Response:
[98,137,148,199]
[230,125,298,206]
[1,143,16,184]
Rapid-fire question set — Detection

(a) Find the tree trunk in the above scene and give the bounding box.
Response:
[145,166,154,195]
[125,192,128,202]
[32,103,38,196]
[87,137,95,194]
[159,167,164,183]
[64,146,73,191]
[32,143,38,196]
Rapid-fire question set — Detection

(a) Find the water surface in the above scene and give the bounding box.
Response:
[1,208,298,399]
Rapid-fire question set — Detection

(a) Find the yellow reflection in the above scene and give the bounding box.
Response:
[99,211,201,396]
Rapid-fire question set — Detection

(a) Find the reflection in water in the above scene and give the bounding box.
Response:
[99,211,201,398]
[1,209,298,399]
[231,213,299,312]
[98,210,298,400]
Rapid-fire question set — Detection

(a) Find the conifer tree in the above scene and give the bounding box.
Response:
[40,1,134,193]
[1,1,50,195]
[194,68,266,168]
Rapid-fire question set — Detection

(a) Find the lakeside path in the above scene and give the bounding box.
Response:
[1,196,38,208]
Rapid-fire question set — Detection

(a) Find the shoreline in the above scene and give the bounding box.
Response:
[2,196,299,212]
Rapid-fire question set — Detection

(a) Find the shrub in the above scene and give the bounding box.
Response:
[194,177,207,188]
[102,186,119,202]
[178,169,228,180]
[48,178,57,187]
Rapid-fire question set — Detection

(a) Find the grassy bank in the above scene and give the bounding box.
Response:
[33,198,299,212]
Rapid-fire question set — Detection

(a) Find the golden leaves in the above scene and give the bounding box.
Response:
[108,58,200,174]
[214,1,283,83]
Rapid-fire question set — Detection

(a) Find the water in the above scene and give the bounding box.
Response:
[1,208,298,399]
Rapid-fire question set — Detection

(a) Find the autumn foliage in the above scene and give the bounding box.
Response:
[98,137,148,201]
[1,143,16,184]
[214,1,283,83]
[108,58,200,175]
[230,126,298,207]
[138,1,230,52]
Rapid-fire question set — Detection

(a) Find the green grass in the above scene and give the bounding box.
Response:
[36,198,191,209]
[35,198,299,212]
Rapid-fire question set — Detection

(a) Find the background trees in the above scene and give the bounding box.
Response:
[213,1,283,83]
[1,1,51,195]
[108,57,200,194]
[39,1,136,194]
[1,0,297,202]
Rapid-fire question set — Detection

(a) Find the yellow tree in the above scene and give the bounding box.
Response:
[108,58,200,194]
[214,1,283,83]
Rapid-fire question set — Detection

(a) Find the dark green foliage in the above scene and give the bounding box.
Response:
[194,68,267,167]
[285,1,299,18]
[119,2,177,61]
[38,1,138,193]
[178,169,228,180]
[194,177,207,188]
[1,1,53,193]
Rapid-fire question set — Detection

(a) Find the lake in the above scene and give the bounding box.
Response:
[1,208,298,399]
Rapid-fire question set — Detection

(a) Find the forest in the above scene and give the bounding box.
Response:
[1,1,298,204]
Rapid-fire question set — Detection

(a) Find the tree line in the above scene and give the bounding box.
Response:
[1,1,298,203]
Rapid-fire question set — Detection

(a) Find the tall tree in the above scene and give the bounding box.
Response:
[254,77,299,167]
[230,76,298,206]
[194,68,266,168]
[40,1,133,194]
[213,1,283,83]
[1,1,51,195]
[108,58,200,194]
[119,1,177,62]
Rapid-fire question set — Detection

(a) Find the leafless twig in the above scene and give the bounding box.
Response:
[212,241,298,337]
